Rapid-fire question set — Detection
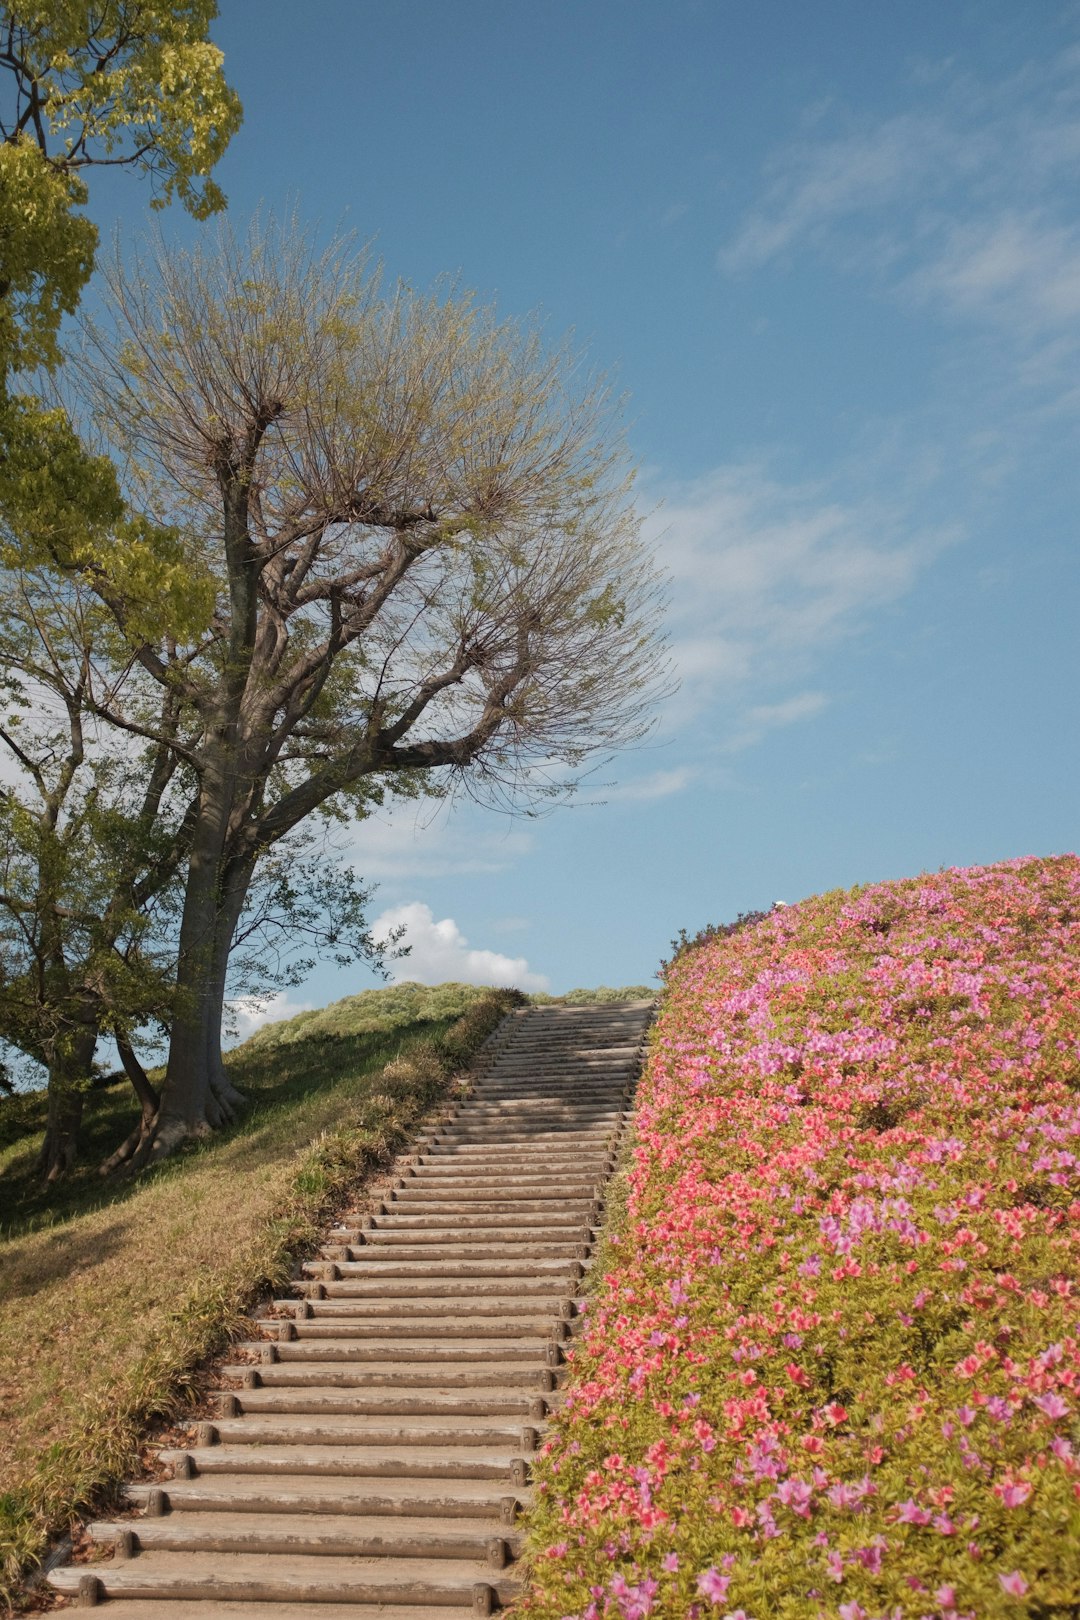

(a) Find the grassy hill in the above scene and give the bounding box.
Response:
[0,979,651,1599]
[523,856,1080,1620]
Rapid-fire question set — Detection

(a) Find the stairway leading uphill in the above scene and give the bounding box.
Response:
[48,1000,654,1616]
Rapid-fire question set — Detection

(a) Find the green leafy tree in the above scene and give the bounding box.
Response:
[0,565,196,1176]
[0,564,394,1178]
[0,0,241,579]
[0,2,239,1176]
[0,0,240,377]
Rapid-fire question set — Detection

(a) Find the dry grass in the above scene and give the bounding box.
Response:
[0,988,520,1602]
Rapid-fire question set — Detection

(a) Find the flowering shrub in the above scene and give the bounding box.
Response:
[521,857,1080,1620]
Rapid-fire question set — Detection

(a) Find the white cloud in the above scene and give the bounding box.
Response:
[718,41,1080,357]
[911,212,1080,329]
[227,992,315,1043]
[597,765,698,802]
[725,691,829,753]
[644,464,953,723]
[719,109,957,273]
[372,901,550,992]
[347,808,534,882]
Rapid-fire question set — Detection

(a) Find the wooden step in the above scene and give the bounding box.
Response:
[207,1415,530,1447]
[126,1475,532,1517]
[48,1603,477,1619]
[218,1361,561,1390]
[92,1511,524,1561]
[281,1316,562,1339]
[208,1387,548,1419]
[158,1443,527,1479]
[236,1337,552,1363]
[49,1550,520,1608]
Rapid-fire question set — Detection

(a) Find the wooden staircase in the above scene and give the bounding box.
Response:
[48,1000,654,1615]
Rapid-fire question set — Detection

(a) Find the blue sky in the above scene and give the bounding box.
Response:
[88,2,1080,1024]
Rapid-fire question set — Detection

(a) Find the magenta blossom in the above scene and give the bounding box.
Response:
[696,1568,731,1604]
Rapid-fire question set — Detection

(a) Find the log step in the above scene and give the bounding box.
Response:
[126,1475,531,1517]
[217,1363,559,1390]
[158,1443,527,1479]
[206,1417,530,1447]
[91,1511,525,1561]
[48,1550,520,1608]
[208,1387,550,1418]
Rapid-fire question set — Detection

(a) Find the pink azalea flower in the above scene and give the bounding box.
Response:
[696,1568,731,1604]
[999,1571,1029,1598]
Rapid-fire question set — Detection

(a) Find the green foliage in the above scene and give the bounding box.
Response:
[664,907,773,970]
[0,138,94,377]
[237,980,653,1052]
[532,985,654,1005]
[0,0,237,642]
[0,1,241,380]
[240,981,506,1051]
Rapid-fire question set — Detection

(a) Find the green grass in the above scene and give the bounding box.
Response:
[0,981,521,1602]
[241,979,655,1052]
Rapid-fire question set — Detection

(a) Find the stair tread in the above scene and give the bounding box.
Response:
[49,1547,521,1595]
[127,1475,532,1509]
[92,1510,523,1548]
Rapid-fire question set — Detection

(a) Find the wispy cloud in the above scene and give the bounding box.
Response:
[346,809,534,883]
[719,40,1080,359]
[645,464,953,725]
[719,109,961,274]
[489,915,531,935]
[371,901,549,992]
[910,211,1080,329]
[598,765,698,802]
[725,691,830,753]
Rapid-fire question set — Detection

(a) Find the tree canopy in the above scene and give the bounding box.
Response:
[68,220,670,1164]
[0,0,241,381]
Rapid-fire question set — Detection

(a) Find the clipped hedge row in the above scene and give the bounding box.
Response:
[1,986,522,1602]
[521,857,1080,1620]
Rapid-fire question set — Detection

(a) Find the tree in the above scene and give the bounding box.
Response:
[0,1,239,1176]
[0,565,195,1176]
[0,564,394,1177]
[0,1,241,586]
[0,0,241,379]
[72,220,669,1166]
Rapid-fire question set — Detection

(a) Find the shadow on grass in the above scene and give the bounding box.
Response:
[0,1016,455,1244]
[0,1218,132,1304]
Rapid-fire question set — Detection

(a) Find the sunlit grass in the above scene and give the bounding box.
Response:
[0,983,518,1600]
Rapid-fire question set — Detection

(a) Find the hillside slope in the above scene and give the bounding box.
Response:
[0,983,525,1597]
[524,856,1080,1620]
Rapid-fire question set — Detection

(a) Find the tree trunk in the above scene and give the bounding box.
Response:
[126,769,232,1168]
[99,1031,161,1175]
[37,1022,98,1181]
[124,811,253,1169]
[204,857,254,1126]
[116,1027,160,1120]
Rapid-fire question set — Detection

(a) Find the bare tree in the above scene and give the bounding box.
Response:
[73,220,670,1167]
